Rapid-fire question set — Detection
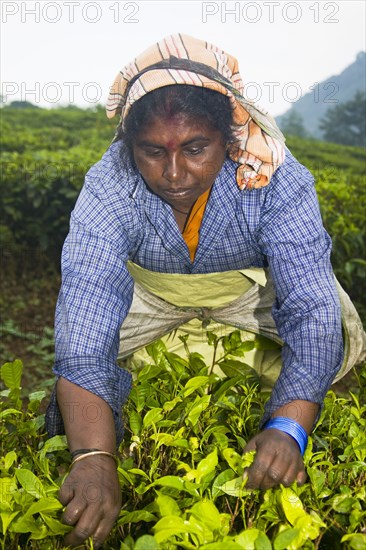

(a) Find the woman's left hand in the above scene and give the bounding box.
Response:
[242,429,307,489]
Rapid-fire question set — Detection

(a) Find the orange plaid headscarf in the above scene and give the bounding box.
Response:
[106,33,285,190]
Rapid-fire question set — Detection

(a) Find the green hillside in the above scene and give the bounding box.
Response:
[286,135,366,175]
[276,51,366,140]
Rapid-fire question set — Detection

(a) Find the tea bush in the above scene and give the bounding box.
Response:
[286,136,366,320]
[0,107,114,251]
[1,330,365,549]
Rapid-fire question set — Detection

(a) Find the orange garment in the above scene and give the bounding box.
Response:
[182,188,211,262]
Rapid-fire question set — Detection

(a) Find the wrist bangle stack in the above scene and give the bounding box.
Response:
[263,416,308,456]
[70,450,118,469]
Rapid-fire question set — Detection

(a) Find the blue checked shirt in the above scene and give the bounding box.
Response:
[45,141,344,444]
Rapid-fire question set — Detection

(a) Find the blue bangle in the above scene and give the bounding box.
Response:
[263,417,308,456]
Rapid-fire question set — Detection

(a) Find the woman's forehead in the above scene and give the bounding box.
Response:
[134,114,221,145]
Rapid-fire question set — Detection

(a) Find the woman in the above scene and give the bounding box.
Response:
[46,34,365,548]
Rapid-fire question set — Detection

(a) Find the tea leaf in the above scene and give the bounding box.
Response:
[341,533,366,550]
[212,469,236,499]
[156,492,181,517]
[138,364,162,382]
[15,469,45,499]
[186,395,211,427]
[182,376,209,397]
[219,359,257,380]
[274,528,300,550]
[24,497,63,518]
[28,390,46,403]
[128,468,150,480]
[1,360,23,390]
[134,535,160,550]
[235,528,272,550]
[206,331,218,346]
[241,451,256,469]
[151,476,184,492]
[153,515,201,543]
[129,410,142,435]
[41,514,71,535]
[213,375,243,400]
[331,495,359,513]
[189,353,208,372]
[1,510,21,536]
[307,467,325,494]
[216,476,250,497]
[189,500,222,531]
[9,514,46,536]
[196,448,218,481]
[0,408,22,419]
[165,353,188,375]
[163,396,183,412]
[4,451,17,471]
[118,510,157,525]
[143,408,163,429]
[39,435,67,457]
[294,515,321,540]
[279,487,306,525]
[223,448,244,475]
[146,340,167,365]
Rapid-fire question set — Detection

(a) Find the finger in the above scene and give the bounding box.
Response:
[92,515,120,550]
[259,454,289,489]
[59,478,76,506]
[62,497,87,527]
[64,505,102,548]
[296,467,307,486]
[245,452,274,489]
[242,438,257,454]
[266,454,299,488]
[281,466,299,487]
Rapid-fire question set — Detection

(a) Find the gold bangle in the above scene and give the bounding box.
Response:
[70,450,118,468]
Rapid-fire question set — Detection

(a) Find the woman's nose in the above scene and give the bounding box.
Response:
[163,154,184,183]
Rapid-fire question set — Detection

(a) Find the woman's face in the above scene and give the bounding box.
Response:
[132,114,227,213]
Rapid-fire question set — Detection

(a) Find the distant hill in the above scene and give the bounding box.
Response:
[276,51,366,140]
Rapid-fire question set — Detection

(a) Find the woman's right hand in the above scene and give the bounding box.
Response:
[59,454,122,548]
[56,377,122,548]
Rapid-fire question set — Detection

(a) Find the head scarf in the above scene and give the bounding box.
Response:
[106,33,285,190]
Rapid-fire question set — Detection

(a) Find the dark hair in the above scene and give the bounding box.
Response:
[118,85,236,154]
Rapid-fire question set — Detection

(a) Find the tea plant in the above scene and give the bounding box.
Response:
[1,330,365,549]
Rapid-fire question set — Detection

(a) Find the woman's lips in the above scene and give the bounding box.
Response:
[163,187,193,198]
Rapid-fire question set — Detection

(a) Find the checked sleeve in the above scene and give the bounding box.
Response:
[257,157,344,424]
[46,162,140,444]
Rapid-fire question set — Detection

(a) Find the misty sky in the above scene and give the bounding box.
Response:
[1,0,365,116]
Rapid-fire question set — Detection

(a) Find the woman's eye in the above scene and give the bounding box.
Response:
[185,147,204,156]
[144,149,163,157]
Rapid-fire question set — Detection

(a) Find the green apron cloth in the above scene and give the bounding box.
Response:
[127,261,267,307]
[120,262,366,389]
